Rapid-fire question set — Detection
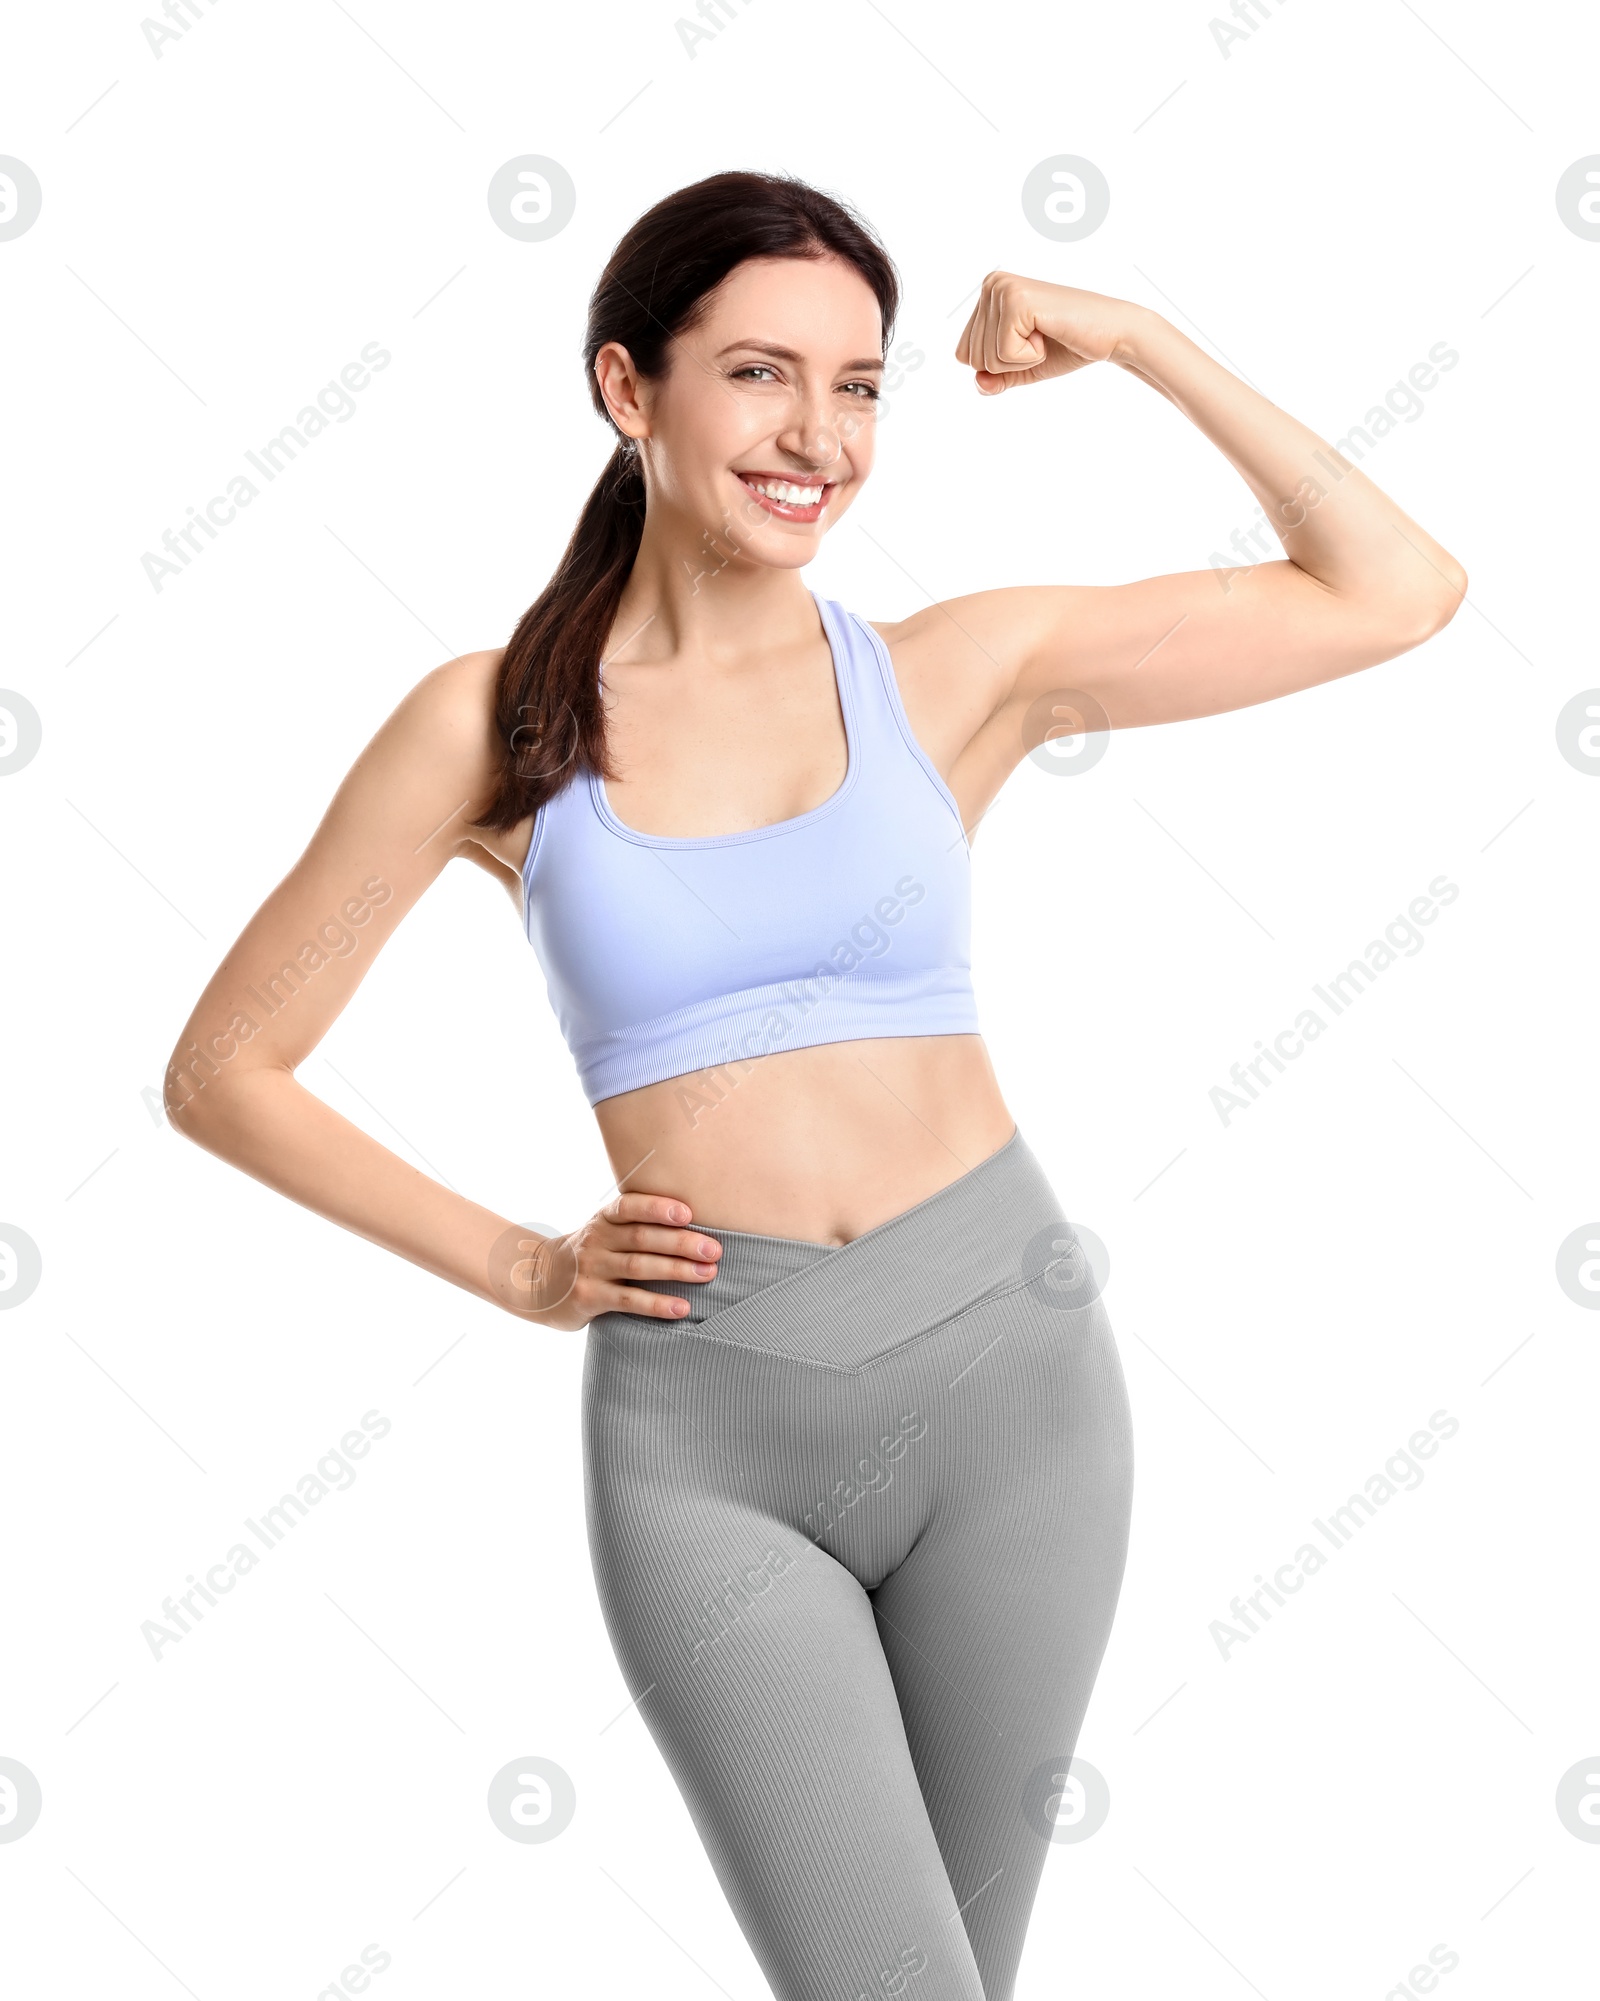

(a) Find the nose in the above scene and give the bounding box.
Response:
[774,388,847,475]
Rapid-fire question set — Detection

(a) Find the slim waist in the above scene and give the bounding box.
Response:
[606,1125,1090,1373]
[595,1034,1012,1243]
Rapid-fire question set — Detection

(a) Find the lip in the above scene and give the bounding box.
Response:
[734,470,838,524]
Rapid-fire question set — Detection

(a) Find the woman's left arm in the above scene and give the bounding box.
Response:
[920,274,1467,741]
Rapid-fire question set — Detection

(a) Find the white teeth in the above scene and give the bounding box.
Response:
[745,477,825,505]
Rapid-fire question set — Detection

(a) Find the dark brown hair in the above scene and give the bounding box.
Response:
[471,170,900,833]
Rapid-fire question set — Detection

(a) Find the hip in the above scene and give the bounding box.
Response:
[581,1125,1133,1521]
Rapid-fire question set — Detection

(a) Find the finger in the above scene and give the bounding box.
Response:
[979,279,1003,377]
[991,287,1039,376]
[956,273,999,369]
[588,1279,696,1319]
[989,278,1022,374]
[590,1247,721,1286]
[991,284,1021,377]
[953,288,982,367]
[600,1222,723,1263]
[604,1189,697,1227]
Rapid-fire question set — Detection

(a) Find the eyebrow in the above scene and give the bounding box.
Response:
[713,340,885,372]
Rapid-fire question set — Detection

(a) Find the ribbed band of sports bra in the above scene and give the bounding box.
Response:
[520,589,980,1107]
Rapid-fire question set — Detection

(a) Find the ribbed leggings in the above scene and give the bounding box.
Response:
[582,1127,1135,2001]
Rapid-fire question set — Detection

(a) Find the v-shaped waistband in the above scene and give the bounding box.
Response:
[628,1127,1078,1373]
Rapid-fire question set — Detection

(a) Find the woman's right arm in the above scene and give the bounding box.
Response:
[162,649,720,1328]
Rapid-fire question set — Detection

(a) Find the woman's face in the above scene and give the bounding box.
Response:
[599,252,884,570]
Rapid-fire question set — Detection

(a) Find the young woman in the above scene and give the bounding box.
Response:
[166,171,1465,2000]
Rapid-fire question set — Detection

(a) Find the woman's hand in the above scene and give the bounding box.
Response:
[487,1192,723,1330]
[954,273,1146,393]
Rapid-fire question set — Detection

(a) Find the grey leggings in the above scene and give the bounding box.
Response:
[583,1127,1135,2001]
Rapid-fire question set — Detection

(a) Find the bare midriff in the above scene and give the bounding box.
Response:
[592,1032,1018,1246]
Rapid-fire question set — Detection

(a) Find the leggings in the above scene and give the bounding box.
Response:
[583,1127,1135,2001]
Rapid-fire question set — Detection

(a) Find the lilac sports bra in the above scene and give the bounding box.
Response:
[520,589,979,1106]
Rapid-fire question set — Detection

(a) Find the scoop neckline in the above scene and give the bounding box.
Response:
[586,587,860,850]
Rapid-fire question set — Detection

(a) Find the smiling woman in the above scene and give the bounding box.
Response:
[164,168,1465,2001]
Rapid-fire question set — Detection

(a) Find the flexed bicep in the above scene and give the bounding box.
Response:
[995,558,1459,736]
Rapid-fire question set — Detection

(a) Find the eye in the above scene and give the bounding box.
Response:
[731,364,780,382]
[842,381,881,401]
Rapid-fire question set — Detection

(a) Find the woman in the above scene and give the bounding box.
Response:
[165,171,1464,2000]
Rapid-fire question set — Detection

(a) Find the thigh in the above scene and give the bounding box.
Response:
[589,1482,989,2001]
[870,1287,1135,2001]
[584,1300,990,2001]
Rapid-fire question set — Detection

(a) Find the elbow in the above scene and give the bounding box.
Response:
[1432,558,1468,626]
[162,1056,211,1139]
[1394,563,1467,648]
[162,1039,237,1139]
[1422,556,1468,634]
[163,1041,290,1141]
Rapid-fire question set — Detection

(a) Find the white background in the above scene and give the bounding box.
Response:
[2,1,1596,1995]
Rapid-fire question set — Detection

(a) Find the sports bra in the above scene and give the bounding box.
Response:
[520,589,980,1106]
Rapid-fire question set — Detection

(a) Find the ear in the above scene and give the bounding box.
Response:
[595,340,650,443]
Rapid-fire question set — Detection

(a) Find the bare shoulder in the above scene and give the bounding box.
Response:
[862,586,1088,769]
[361,646,506,809]
[867,585,1086,671]
[391,645,506,761]
[318,645,522,878]
[386,646,533,878]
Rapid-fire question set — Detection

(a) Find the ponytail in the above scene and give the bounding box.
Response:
[480,439,644,825]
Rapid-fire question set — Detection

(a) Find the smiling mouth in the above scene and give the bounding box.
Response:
[734,471,838,521]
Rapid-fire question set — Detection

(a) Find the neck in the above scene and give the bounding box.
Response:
[609,517,820,668]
